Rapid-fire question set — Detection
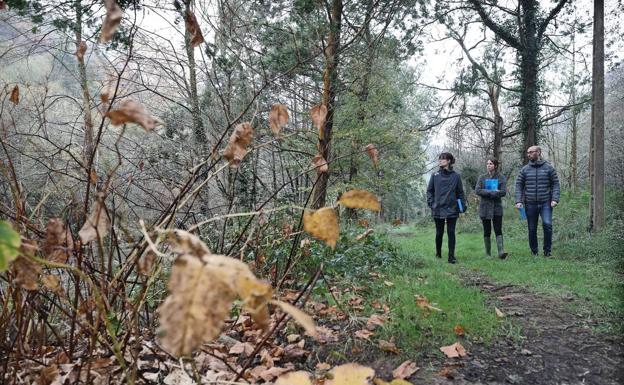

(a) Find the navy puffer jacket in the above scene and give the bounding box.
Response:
[515,160,560,204]
[427,168,466,219]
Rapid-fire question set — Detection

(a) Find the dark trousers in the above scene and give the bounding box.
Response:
[525,202,553,254]
[482,216,503,237]
[434,217,457,257]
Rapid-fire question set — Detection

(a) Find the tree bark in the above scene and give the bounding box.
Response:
[312,0,343,209]
[590,0,605,231]
[74,0,94,165]
[184,1,206,145]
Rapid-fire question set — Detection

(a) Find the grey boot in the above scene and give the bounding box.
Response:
[496,235,508,259]
[484,236,492,257]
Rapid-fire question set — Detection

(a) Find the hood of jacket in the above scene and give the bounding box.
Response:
[528,159,546,167]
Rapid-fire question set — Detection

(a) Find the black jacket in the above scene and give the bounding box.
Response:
[427,168,466,219]
[515,160,561,204]
[475,172,507,219]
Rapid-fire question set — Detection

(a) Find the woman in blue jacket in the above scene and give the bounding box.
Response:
[426,153,466,264]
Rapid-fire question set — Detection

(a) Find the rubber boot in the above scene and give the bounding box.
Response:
[484,236,492,257]
[448,254,456,264]
[496,235,508,259]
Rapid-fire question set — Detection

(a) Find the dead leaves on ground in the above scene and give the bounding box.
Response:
[100,0,123,43]
[223,122,254,168]
[392,360,419,379]
[414,294,442,313]
[439,342,467,358]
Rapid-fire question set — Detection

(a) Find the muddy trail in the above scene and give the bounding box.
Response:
[348,272,624,385]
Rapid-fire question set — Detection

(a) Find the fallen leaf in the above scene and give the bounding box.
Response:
[275,371,312,385]
[364,144,379,166]
[378,339,399,354]
[354,329,374,340]
[312,153,328,173]
[184,9,204,48]
[414,294,442,312]
[78,197,110,243]
[37,365,59,385]
[374,379,414,385]
[383,280,394,287]
[100,0,123,43]
[327,363,375,385]
[310,104,328,131]
[271,300,318,339]
[439,342,467,358]
[437,367,455,379]
[453,324,465,336]
[495,307,505,318]
[287,334,300,343]
[106,99,160,131]
[303,207,339,249]
[338,190,381,211]
[223,122,253,168]
[229,341,254,356]
[255,366,289,382]
[392,360,419,379]
[269,104,289,134]
[9,84,19,105]
[75,41,87,61]
[366,314,386,330]
[355,229,374,241]
[163,368,193,385]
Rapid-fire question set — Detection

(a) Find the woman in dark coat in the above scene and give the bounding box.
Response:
[475,158,508,259]
[426,152,466,264]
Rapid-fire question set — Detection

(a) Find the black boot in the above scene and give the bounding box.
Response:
[484,236,492,257]
[448,255,456,264]
[496,235,508,259]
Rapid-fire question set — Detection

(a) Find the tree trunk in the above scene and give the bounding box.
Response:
[185,1,206,145]
[519,0,540,161]
[590,0,605,231]
[74,0,94,165]
[569,30,578,191]
[312,0,343,209]
[488,83,503,160]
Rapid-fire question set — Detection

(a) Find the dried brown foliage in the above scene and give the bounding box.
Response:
[269,104,289,134]
[312,153,328,173]
[223,122,254,168]
[100,0,123,43]
[338,190,381,211]
[365,143,379,166]
[43,218,71,263]
[106,99,159,131]
[310,104,328,131]
[184,9,205,48]
[12,252,41,291]
[75,41,87,61]
[303,207,339,249]
[9,84,19,104]
[78,198,110,244]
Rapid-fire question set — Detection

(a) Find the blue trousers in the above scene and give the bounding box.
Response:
[525,202,553,254]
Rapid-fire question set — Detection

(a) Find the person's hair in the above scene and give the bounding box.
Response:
[487,157,499,171]
[438,152,455,165]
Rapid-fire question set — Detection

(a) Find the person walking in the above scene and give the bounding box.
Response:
[515,146,561,256]
[475,158,508,259]
[427,152,466,264]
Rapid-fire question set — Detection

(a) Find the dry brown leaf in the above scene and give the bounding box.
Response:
[229,341,254,356]
[453,324,465,336]
[327,363,375,385]
[366,314,386,330]
[75,41,87,61]
[272,300,318,339]
[355,229,374,241]
[338,190,381,211]
[275,371,312,385]
[37,365,59,385]
[373,380,413,385]
[41,275,62,294]
[138,251,156,276]
[414,294,442,312]
[168,229,211,257]
[383,280,394,287]
[312,153,329,173]
[495,307,505,318]
[106,99,159,131]
[439,342,467,358]
[78,198,110,243]
[378,339,399,354]
[100,0,123,43]
[223,122,254,168]
[316,362,331,371]
[254,366,290,382]
[354,329,374,340]
[184,9,205,48]
[43,218,71,263]
[12,255,41,291]
[269,104,289,134]
[310,104,328,131]
[238,275,272,330]
[9,84,19,105]
[157,255,237,357]
[364,144,379,166]
[392,360,419,380]
[303,207,339,249]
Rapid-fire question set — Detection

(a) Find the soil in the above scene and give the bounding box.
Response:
[315,271,624,385]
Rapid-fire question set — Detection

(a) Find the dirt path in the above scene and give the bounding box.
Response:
[416,273,624,385]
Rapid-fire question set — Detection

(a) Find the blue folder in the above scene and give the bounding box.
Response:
[484,179,499,191]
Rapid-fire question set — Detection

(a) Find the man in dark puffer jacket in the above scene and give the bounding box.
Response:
[515,146,561,256]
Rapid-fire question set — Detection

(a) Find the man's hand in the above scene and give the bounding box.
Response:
[515,203,523,209]
[551,201,558,208]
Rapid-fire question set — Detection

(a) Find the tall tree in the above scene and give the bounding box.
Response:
[465,0,570,159]
[589,0,605,231]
